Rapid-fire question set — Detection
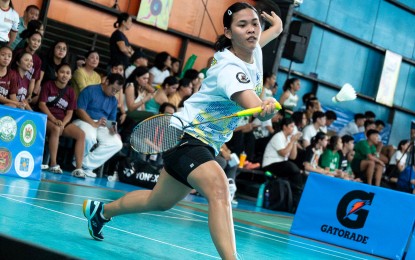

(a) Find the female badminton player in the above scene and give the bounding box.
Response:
[83,2,283,259]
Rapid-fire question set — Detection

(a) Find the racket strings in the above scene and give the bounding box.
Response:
[130,115,184,154]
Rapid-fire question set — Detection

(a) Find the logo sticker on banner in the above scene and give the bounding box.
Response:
[20,120,36,147]
[0,148,12,173]
[0,116,17,142]
[290,173,415,259]
[14,151,34,178]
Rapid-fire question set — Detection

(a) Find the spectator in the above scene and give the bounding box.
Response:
[38,63,86,178]
[301,92,315,110]
[10,50,32,110]
[262,118,303,207]
[73,73,124,177]
[291,111,307,135]
[303,131,332,176]
[397,165,415,194]
[13,30,42,104]
[364,110,376,122]
[279,78,300,117]
[339,135,358,181]
[304,97,321,124]
[145,75,178,113]
[183,69,202,93]
[302,111,326,148]
[159,102,176,114]
[375,119,385,133]
[170,57,181,77]
[10,4,39,49]
[124,66,152,112]
[216,144,239,204]
[387,139,410,183]
[40,40,69,84]
[260,72,276,100]
[13,19,44,51]
[319,135,348,179]
[149,51,171,88]
[109,12,134,69]
[338,113,365,137]
[0,45,22,107]
[320,110,337,135]
[351,129,385,186]
[168,77,193,109]
[0,0,19,48]
[125,50,148,78]
[71,50,101,97]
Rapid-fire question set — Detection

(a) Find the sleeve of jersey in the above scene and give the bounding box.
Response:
[217,64,255,100]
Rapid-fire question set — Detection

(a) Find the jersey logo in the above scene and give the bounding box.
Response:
[236,72,250,84]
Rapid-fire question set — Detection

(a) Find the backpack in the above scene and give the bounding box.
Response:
[263,178,294,213]
[117,157,161,189]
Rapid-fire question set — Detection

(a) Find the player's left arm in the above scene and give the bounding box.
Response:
[259,11,283,48]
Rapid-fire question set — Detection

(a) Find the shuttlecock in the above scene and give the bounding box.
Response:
[332,83,356,103]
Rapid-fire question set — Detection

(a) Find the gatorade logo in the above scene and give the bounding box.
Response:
[336,190,375,229]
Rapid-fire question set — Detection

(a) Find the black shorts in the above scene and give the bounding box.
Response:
[162,134,216,188]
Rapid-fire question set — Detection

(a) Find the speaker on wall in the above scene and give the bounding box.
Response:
[282,21,313,63]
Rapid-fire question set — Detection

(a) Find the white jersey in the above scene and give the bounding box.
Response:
[172,44,263,155]
[0,7,19,42]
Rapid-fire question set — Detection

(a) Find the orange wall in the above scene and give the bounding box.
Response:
[184,42,215,71]
[12,0,43,15]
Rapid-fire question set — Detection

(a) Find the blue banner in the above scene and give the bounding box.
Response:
[291,173,415,259]
[0,106,46,180]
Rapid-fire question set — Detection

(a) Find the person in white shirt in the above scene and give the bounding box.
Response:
[82,3,283,259]
[262,118,303,207]
[149,51,171,88]
[302,111,326,148]
[0,0,19,47]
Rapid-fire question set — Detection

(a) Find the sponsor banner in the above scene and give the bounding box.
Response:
[0,106,46,180]
[290,173,415,259]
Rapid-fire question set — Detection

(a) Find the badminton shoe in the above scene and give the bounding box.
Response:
[83,200,110,240]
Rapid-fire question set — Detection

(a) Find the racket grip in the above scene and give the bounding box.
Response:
[236,102,282,117]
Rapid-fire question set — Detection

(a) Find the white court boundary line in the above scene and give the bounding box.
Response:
[0,194,220,259]
[0,184,373,259]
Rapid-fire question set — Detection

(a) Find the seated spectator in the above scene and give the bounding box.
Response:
[159,102,176,114]
[375,119,385,133]
[71,50,101,96]
[10,51,33,110]
[12,19,44,51]
[319,135,348,179]
[40,40,69,84]
[183,69,202,93]
[320,110,337,135]
[279,77,300,117]
[260,72,276,100]
[302,111,326,148]
[13,30,43,104]
[168,77,193,109]
[0,46,22,108]
[73,73,124,177]
[397,165,415,194]
[351,129,385,186]
[304,97,321,124]
[125,50,148,78]
[386,139,410,183]
[339,135,359,181]
[301,92,315,111]
[170,57,181,77]
[262,118,303,207]
[339,113,365,137]
[145,76,178,113]
[10,4,40,50]
[364,110,376,123]
[149,51,171,88]
[291,111,307,135]
[38,63,86,178]
[303,131,333,176]
[216,144,239,204]
[354,119,376,142]
[0,0,18,48]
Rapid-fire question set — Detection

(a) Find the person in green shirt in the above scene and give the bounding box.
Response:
[319,135,347,179]
[351,129,385,186]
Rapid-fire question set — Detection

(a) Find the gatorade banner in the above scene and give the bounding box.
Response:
[137,0,174,30]
[0,106,46,180]
[290,173,415,259]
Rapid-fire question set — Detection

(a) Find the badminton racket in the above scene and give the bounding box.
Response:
[130,102,282,154]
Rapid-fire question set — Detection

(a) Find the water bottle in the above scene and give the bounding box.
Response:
[256,182,266,207]
[264,188,271,209]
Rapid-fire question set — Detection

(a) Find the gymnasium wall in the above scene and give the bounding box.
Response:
[278,0,415,145]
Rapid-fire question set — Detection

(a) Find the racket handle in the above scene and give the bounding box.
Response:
[235,102,282,117]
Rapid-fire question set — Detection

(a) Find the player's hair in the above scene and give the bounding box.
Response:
[214,2,259,51]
